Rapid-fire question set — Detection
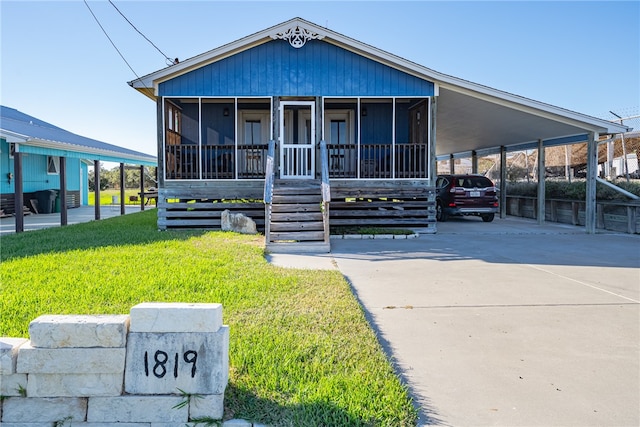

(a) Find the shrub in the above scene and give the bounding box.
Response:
[507,180,640,201]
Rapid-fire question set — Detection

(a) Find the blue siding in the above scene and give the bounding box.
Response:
[159,40,434,97]
[1,138,83,194]
[361,103,393,144]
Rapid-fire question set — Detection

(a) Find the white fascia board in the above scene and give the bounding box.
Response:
[20,139,156,164]
[0,129,29,143]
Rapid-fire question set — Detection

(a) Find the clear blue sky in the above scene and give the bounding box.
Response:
[2,1,639,160]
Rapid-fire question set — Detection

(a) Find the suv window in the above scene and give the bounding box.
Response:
[436,177,448,188]
[454,176,492,188]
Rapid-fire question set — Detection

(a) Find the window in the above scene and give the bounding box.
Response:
[330,120,347,145]
[47,156,60,174]
[244,120,262,145]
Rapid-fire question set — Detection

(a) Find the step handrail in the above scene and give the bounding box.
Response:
[264,139,276,203]
[320,140,331,245]
[264,139,276,243]
[320,140,331,203]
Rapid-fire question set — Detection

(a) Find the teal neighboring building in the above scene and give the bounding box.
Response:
[1,105,156,216]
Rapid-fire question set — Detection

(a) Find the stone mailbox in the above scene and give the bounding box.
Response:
[125,302,229,396]
[0,302,229,424]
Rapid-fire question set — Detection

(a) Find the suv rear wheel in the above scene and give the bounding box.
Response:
[436,201,448,222]
[481,213,495,222]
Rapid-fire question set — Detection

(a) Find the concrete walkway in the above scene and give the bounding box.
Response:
[269,217,640,426]
[0,205,148,234]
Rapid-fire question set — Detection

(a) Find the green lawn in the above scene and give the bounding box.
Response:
[0,210,417,426]
[88,189,144,205]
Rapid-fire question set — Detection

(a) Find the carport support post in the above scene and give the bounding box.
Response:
[499,146,507,219]
[585,132,598,233]
[94,160,101,220]
[60,156,68,226]
[536,139,545,225]
[449,154,455,174]
[140,165,145,211]
[471,151,478,174]
[14,151,24,233]
[119,163,125,215]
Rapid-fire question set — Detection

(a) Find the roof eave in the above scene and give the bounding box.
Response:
[128,17,630,136]
[18,138,157,164]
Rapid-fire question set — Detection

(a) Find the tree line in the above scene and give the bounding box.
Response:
[89,166,157,191]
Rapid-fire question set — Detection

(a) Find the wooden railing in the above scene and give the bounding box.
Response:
[320,140,331,245]
[165,142,429,180]
[165,144,268,180]
[327,142,429,179]
[263,139,276,243]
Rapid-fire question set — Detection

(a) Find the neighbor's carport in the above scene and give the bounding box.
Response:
[429,78,630,233]
[1,115,157,233]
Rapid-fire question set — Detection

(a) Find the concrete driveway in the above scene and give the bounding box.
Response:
[323,217,639,426]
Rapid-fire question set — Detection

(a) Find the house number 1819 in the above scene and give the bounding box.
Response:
[144,350,198,378]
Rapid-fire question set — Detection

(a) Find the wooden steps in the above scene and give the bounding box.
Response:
[266,179,330,253]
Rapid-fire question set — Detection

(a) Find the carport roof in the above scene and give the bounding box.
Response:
[0,105,157,166]
[129,17,629,157]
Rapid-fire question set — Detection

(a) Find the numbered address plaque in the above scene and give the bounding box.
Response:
[124,328,229,395]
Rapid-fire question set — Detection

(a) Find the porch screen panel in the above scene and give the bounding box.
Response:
[395,99,429,179]
[163,100,200,180]
[360,100,393,179]
[237,101,270,179]
[201,100,235,179]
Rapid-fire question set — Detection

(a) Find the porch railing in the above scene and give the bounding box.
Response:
[166,144,268,180]
[165,142,429,180]
[327,142,429,179]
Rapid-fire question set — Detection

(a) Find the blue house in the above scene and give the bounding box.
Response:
[1,105,156,229]
[129,18,627,250]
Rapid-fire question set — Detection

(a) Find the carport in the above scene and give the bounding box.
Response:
[1,106,157,233]
[430,76,630,233]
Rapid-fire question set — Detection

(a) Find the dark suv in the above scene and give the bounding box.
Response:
[435,174,499,222]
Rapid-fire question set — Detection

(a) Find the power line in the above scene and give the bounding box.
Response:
[107,0,176,66]
[83,0,143,82]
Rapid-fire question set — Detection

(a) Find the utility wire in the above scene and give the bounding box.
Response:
[108,0,176,65]
[83,0,144,82]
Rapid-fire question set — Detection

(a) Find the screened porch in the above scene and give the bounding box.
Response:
[162,97,431,181]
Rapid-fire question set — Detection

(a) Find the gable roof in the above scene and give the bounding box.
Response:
[129,17,628,156]
[0,106,157,166]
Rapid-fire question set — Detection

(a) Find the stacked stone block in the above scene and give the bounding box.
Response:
[0,303,229,425]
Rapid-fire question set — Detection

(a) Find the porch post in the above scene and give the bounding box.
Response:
[430,96,438,231]
[140,165,145,211]
[585,131,598,233]
[120,163,126,215]
[471,151,478,174]
[94,160,101,220]
[272,97,280,176]
[500,146,507,219]
[156,98,165,188]
[13,151,24,233]
[60,156,68,226]
[315,96,322,179]
[429,96,438,187]
[536,139,545,225]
